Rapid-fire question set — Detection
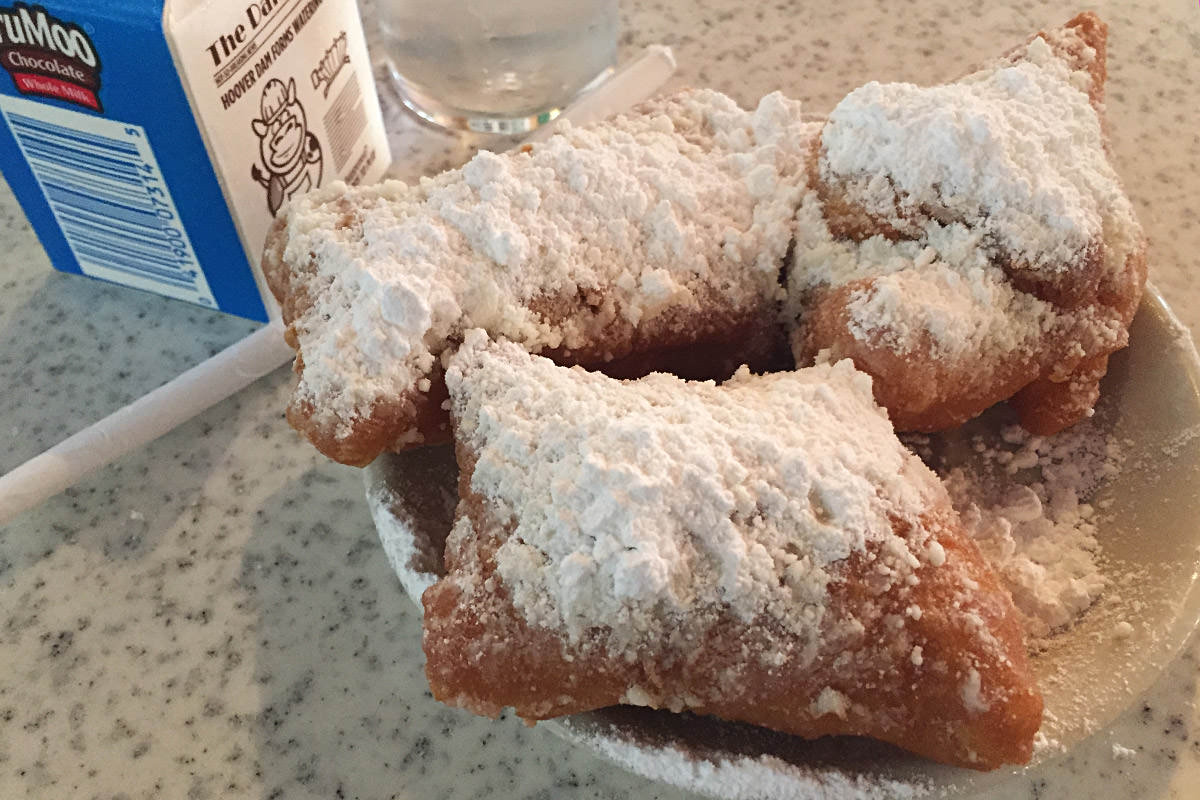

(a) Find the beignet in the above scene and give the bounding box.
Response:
[423,331,1043,770]
[788,12,1146,435]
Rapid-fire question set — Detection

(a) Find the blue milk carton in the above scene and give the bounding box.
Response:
[0,0,391,321]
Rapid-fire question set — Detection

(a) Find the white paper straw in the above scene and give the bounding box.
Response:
[0,44,677,525]
[0,323,294,525]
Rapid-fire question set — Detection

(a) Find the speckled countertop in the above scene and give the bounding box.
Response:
[1,1,1198,798]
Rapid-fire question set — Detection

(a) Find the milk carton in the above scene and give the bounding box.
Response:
[0,0,390,321]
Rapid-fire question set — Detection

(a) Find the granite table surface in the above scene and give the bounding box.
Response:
[1,1,1198,798]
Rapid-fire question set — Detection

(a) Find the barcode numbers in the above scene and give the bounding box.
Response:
[0,94,215,307]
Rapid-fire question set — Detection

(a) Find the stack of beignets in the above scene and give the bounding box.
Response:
[259,11,1148,774]
[424,331,1042,770]
[264,14,1142,460]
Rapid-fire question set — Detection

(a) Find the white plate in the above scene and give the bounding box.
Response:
[364,286,1200,799]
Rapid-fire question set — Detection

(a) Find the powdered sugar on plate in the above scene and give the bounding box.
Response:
[911,419,1124,638]
[582,729,933,800]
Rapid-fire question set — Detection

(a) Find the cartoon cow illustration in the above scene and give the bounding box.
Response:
[250,77,323,215]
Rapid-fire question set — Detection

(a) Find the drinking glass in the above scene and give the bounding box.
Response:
[375,0,619,134]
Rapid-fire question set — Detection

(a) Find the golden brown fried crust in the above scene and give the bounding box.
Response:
[1010,240,1147,436]
[1008,353,1109,436]
[423,448,1043,771]
[283,368,452,467]
[796,281,1045,433]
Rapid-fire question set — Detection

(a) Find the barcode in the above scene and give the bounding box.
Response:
[0,94,216,307]
[323,69,366,173]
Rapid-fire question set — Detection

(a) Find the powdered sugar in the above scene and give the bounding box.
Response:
[787,190,1083,368]
[277,24,1141,456]
[1111,743,1137,761]
[445,330,944,660]
[960,668,990,713]
[343,10,1185,796]
[819,36,1132,273]
[927,420,1123,638]
[810,687,851,719]
[843,256,1051,360]
[580,730,932,800]
[278,89,808,440]
[361,292,1200,800]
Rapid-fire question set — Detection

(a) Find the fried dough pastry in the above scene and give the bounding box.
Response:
[261,89,808,465]
[789,13,1146,435]
[423,331,1043,770]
